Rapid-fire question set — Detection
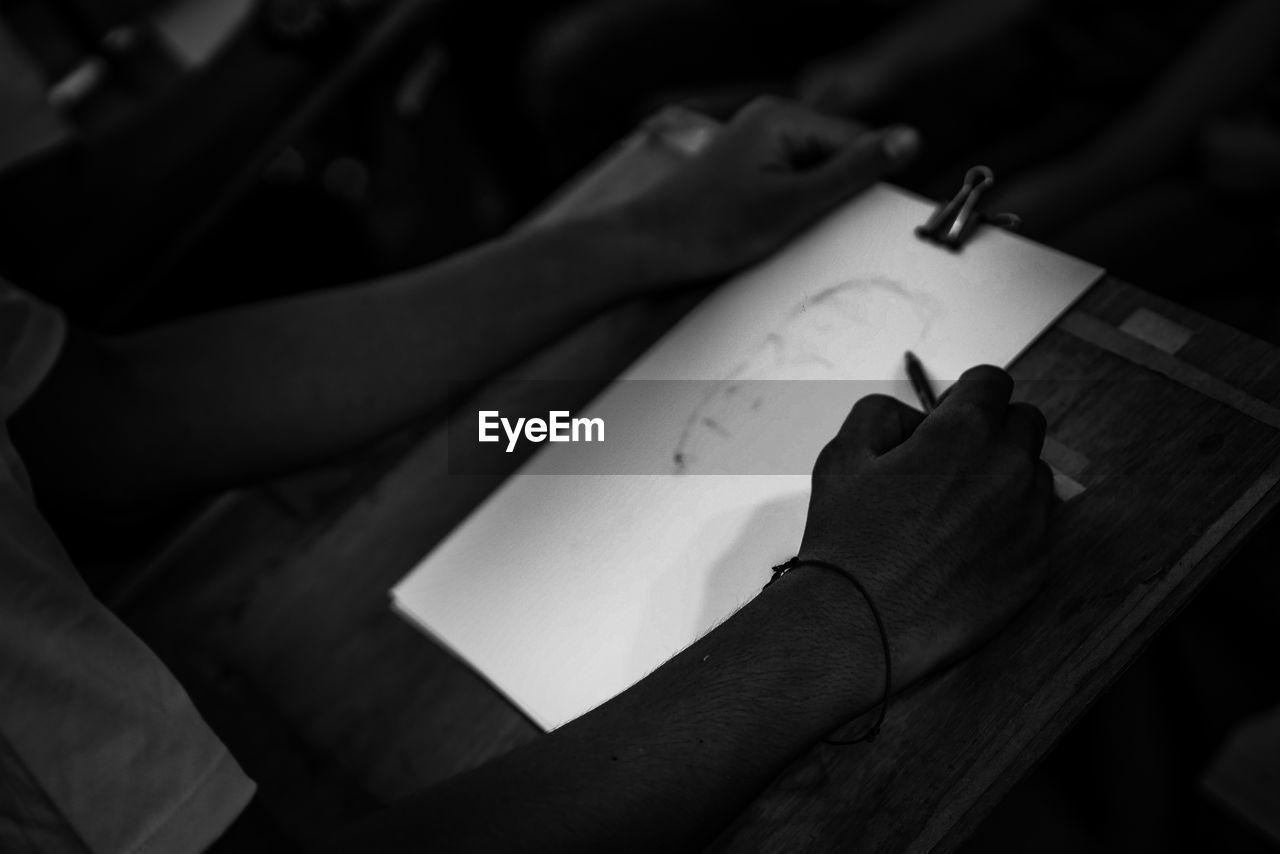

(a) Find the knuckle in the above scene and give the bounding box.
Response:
[813,440,841,475]
[849,393,897,422]
[960,364,1011,385]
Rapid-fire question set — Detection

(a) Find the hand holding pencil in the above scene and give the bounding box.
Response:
[797,365,1055,689]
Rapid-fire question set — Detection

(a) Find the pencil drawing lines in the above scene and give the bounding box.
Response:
[672,276,942,473]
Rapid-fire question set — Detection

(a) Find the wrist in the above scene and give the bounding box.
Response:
[757,563,888,726]
[547,209,699,299]
[600,190,737,289]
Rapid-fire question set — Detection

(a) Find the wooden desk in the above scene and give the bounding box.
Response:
[119,130,1280,850]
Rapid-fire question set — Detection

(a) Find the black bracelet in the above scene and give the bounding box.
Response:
[763,556,892,745]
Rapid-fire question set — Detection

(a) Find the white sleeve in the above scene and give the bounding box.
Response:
[0,277,256,853]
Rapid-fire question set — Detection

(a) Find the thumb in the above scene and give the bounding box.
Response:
[803,124,921,205]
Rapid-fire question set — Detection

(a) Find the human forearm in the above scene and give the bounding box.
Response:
[14,101,915,512]
[861,0,1036,82]
[328,568,880,854]
[1083,0,1280,181]
[20,214,674,509]
[993,0,1280,235]
[797,0,1036,115]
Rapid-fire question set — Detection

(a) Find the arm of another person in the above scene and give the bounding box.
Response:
[989,0,1280,236]
[298,366,1053,853]
[10,99,919,514]
[797,0,1040,115]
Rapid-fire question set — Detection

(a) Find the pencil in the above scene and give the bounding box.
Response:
[904,350,937,413]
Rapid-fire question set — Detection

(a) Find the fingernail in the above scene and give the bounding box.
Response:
[881,125,921,161]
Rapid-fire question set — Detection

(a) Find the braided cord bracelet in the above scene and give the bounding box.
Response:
[763,556,893,745]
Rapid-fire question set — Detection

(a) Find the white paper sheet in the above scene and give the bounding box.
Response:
[392,183,1104,730]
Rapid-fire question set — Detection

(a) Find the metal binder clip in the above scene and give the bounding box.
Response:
[915,166,1020,251]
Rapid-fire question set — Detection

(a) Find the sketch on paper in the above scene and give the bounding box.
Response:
[672,276,942,474]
